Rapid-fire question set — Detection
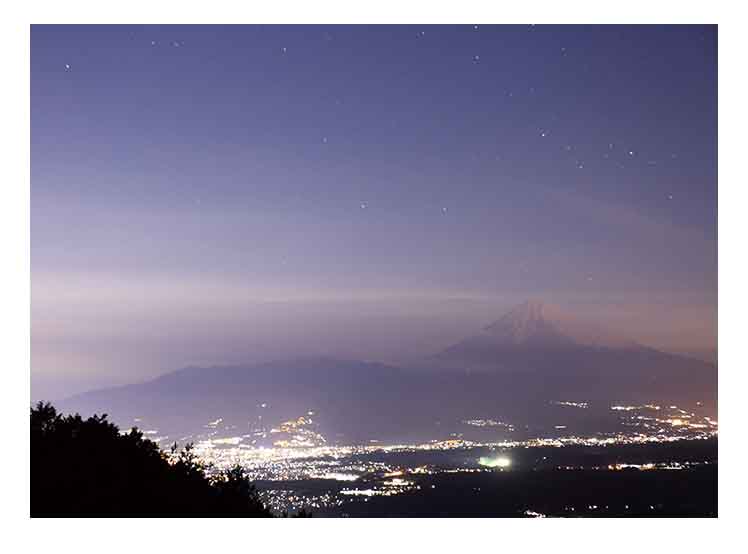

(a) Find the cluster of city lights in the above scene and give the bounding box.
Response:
[143,401,718,514]
[463,419,514,430]
[552,401,589,409]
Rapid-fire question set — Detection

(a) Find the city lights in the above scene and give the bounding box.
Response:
[478,456,512,469]
[149,401,718,514]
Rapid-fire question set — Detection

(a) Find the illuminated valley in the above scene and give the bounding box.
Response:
[124,401,718,516]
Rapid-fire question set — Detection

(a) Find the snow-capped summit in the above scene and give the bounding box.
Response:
[482,300,637,350]
[432,300,643,370]
[483,300,566,345]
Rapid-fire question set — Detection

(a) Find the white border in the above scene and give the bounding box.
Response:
[2,1,743,552]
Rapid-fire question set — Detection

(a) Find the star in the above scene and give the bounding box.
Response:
[150,40,156,46]
[628,150,635,156]
[472,55,480,64]
[360,202,368,210]
[473,25,479,30]
[576,161,584,169]
[281,47,287,53]
[540,130,547,138]
[668,194,674,200]
[64,63,71,71]
[441,207,448,214]
[322,137,328,144]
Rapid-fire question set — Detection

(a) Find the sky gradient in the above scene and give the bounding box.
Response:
[31,25,717,399]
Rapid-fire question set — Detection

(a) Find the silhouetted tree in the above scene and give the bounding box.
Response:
[30,402,274,517]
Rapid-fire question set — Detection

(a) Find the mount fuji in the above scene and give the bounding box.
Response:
[435,300,643,367]
[58,300,717,443]
[430,300,716,406]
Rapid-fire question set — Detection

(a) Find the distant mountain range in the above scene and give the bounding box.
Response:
[59,300,717,444]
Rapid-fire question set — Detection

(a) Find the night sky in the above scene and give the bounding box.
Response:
[31,25,717,399]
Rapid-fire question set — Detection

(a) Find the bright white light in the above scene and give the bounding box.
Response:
[479,456,512,469]
[321,472,359,482]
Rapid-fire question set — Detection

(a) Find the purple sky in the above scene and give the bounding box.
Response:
[31,25,717,399]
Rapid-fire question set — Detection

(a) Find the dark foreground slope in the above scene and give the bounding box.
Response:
[30,402,274,517]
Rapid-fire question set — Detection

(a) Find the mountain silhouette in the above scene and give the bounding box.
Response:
[434,300,643,368]
[427,300,716,413]
[483,300,639,349]
[59,305,716,444]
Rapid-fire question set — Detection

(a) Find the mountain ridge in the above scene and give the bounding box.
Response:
[57,301,717,443]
